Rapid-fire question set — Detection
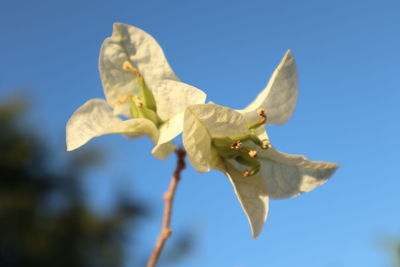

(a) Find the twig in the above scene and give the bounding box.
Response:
[146,147,186,267]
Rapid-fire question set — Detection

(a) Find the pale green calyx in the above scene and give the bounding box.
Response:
[115,61,161,127]
[211,108,270,177]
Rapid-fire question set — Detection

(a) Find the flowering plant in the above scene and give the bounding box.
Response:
[66,23,338,266]
[66,23,206,159]
[182,51,338,237]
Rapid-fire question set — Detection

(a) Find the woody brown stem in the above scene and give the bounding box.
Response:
[146,147,186,267]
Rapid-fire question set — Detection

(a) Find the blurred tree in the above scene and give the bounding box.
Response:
[0,97,146,267]
[393,241,400,267]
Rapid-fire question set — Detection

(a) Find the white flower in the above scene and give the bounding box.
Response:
[183,51,338,238]
[66,23,206,159]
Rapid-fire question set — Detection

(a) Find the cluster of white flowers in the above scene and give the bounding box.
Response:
[66,23,338,238]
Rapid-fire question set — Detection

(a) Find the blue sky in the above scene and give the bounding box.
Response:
[1,0,400,266]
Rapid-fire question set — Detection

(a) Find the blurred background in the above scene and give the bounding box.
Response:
[1,0,400,266]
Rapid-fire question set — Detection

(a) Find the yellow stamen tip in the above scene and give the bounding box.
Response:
[230,140,242,150]
[243,170,251,177]
[257,108,267,123]
[261,140,271,149]
[248,150,257,158]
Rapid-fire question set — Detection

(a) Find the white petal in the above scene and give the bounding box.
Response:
[240,50,298,125]
[182,107,212,172]
[158,113,184,145]
[252,125,270,143]
[151,112,183,160]
[152,142,176,160]
[152,80,207,121]
[187,104,249,138]
[258,147,339,199]
[113,103,131,119]
[66,99,158,151]
[183,104,250,172]
[209,147,226,172]
[225,162,269,238]
[99,23,178,111]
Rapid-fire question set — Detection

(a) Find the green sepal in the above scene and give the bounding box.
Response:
[229,134,250,141]
[138,106,161,127]
[128,96,140,118]
[212,137,235,148]
[139,77,157,112]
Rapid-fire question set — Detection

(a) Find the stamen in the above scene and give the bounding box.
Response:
[230,140,242,150]
[243,170,251,177]
[242,165,260,176]
[247,108,268,129]
[261,140,271,149]
[247,150,257,158]
[257,108,267,123]
[114,94,133,105]
[123,61,142,78]
[239,148,257,157]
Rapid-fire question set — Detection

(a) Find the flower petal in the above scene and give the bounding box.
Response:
[152,142,176,160]
[225,162,269,238]
[158,113,184,145]
[66,99,158,151]
[151,102,185,160]
[188,104,249,138]
[183,104,249,172]
[240,50,297,125]
[258,147,339,199]
[99,23,178,113]
[152,80,207,121]
[182,106,212,172]
[252,124,270,143]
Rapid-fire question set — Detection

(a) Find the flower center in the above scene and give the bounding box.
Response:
[114,61,161,127]
[212,109,270,177]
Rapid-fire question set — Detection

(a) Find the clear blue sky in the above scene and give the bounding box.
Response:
[1,0,400,266]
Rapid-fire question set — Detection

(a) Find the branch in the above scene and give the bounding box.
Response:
[146,147,186,267]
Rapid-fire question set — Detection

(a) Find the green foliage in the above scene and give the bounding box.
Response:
[0,98,145,267]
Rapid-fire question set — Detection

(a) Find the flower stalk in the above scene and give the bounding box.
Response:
[147,148,186,267]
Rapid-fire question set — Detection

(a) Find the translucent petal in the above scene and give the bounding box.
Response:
[240,50,298,125]
[152,142,176,160]
[66,99,158,151]
[187,104,249,138]
[225,162,269,238]
[99,23,178,112]
[209,147,226,172]
[258,147,339,199]
[152,80,207,121]
[183,103,250,172]
[182,107,212,172]
[158,113,184,145]
[251,125,270,143]
[153,113,184,160]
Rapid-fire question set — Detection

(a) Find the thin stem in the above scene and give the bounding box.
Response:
[146,147,186,267]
